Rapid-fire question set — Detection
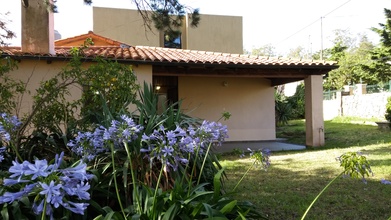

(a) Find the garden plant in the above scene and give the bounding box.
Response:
[1,44,389,219]
[0,48,269,219]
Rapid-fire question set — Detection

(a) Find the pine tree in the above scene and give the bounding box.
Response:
[367,8,391,82]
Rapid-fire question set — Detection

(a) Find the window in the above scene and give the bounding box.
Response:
[164,33,182,49]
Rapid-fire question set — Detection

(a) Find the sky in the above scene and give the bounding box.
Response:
[1,0,390,55]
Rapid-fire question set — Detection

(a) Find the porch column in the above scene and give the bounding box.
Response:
[304,75,325,147]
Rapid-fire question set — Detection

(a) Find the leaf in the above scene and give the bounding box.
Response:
[203,203,214,218]
[220,200,237,214]
[213,168,225,201]
[162,203,180,220]
[183,191,213,204]
[1,205,9,220]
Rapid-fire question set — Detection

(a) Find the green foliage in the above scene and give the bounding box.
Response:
[363,8,391,84]
[79,58,139,126]
[0,57,26,114]
[286,83,305,119]
[385,96,391,122]
[249,44,276,57]
[301,152,373,220]
[324,34,374,90]
[275,84,305,126]
[275,90,292,126]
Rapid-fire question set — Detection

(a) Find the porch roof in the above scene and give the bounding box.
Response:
[1,45,338,86]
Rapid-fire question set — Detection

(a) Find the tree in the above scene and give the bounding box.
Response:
[365,8,391,83]
[250,44,276,57]
[324,34,374,90]
[287,46,307,59]
[0,12,16,46]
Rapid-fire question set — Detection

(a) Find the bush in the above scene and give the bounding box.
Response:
[385,96,391,122]
[287,83,305,119]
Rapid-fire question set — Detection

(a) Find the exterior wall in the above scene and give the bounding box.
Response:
[178,76,275,141]
[8,60,75,117]
[93,8,243,53]
[185,14,243,54]
[324,92,391,120]
[7,60,152,118]
[93,7,161,47]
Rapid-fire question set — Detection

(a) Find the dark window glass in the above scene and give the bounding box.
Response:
[164,33,181,49]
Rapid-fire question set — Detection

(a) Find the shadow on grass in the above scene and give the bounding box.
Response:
[222,161,391,220]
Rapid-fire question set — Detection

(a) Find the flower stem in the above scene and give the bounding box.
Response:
[301,172,343,220]
[124,142,141,213]
[233,160,256,192]
[197,142,212,186]
[110,143,126,219]
[41,199,47,220]
[188,144,201,196]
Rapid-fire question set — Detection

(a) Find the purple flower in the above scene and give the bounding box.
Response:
[61,161,93,181]
[25,159,50,180]
[381,178,391,185]
[32,200,44,215]
[0,113,22,144]
[0,183,36,204]
[9,160,30,181]
[64,201,88,215]
[39,180,62,203]
[161,146,174,158]
[0,191,25,203]
[73,182,91,200]
[0,147,6,162]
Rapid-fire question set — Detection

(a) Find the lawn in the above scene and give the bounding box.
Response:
[220,117,391,220]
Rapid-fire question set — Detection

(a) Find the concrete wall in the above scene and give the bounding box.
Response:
[185,14,243,54]
[323,92,391,120]
[93,7,161,47]
[93,8,243,53]
[178,76,275,141]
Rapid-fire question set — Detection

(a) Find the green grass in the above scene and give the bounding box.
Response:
[220,117,391,220]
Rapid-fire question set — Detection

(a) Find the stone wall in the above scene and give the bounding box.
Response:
[323,92,391,120]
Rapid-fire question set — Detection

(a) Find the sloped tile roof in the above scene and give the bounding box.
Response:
[0,45,337,68]
[54,31,129,47]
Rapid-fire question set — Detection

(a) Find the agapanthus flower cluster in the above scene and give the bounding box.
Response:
[141,125,191,171]
[68,115,143,161]
[68,127,106,161]
[68,115,228,172]
[195,121,229,147]
[247,148,271,170]
[0,113,22,143]
[0,152,93,218]
[0,113,23,162]
[140,120,229,171]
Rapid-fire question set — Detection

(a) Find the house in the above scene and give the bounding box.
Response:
[92,7,243,54]
[0,1,337,147]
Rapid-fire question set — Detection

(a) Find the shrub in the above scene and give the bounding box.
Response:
[385,96,391,122]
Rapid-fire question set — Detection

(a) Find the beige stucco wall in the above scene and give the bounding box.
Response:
[93,7,161,46]
[8,60,74,117]
[185,14,243,54]
[7,60,152,118]
[93,8,243,54]
[178,76,275,141]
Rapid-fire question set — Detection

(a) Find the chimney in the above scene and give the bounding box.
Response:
[21,0,55,55]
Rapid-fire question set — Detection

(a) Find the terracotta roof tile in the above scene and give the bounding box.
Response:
[0,45,337,68]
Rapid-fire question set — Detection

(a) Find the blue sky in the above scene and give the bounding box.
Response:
[1,0,390,55]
